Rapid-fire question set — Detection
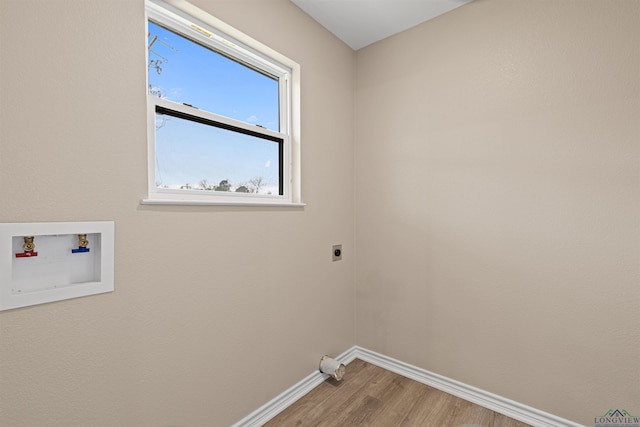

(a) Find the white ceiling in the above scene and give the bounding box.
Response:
[291,0,474,50]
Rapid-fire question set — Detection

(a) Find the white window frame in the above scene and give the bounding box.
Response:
[142,0,303,206]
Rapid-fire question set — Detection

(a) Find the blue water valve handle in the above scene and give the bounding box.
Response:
[72,234,90,253]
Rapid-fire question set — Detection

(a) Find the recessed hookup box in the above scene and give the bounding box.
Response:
[0,221,114,311]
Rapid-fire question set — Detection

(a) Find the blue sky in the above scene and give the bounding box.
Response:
[148,21,280,192]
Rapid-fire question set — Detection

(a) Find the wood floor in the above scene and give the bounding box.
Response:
[264,359,532,427]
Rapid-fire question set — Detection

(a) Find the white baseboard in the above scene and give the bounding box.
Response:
[350,346,584,427]
[231,346,584,427]
[230,347,356,427]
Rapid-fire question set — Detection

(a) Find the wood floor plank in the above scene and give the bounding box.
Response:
[264,360,532,427]
[399,387,452,427]
[376,373,431,425]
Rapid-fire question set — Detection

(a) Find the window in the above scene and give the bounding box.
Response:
[143,0,301,205]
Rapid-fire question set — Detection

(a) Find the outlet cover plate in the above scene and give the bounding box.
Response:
[332,244,342,261]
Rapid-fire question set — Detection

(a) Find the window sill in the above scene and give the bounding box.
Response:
[140,198,306,207]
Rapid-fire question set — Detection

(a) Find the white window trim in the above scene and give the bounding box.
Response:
[142,0,303,207]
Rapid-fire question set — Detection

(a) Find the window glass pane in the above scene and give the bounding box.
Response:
[148,21,280,132]
[155,113,281,195]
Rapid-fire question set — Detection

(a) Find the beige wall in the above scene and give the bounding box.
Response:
[2,0,639,426]
[0,0,354,425]
[355,1,639,425]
